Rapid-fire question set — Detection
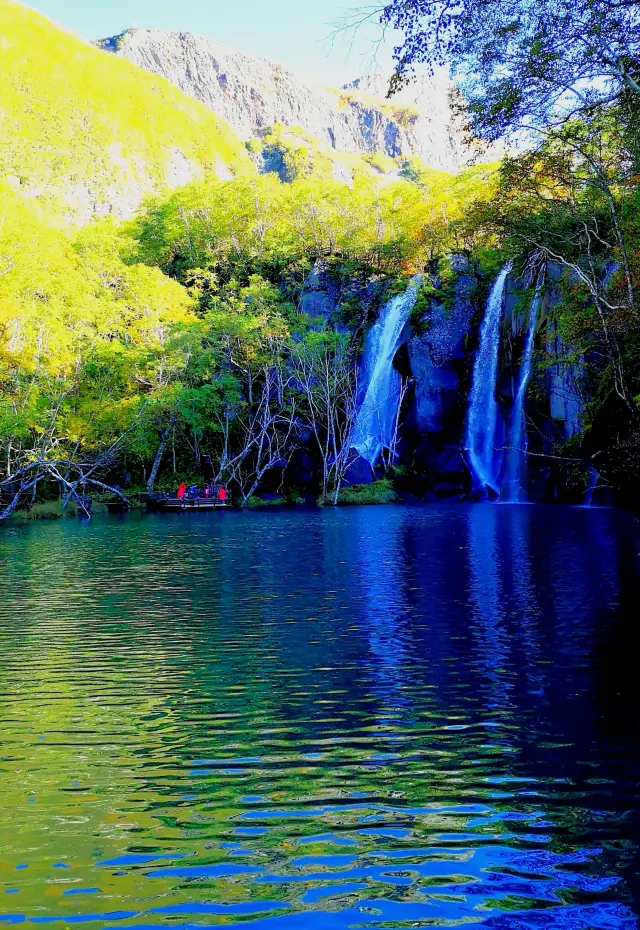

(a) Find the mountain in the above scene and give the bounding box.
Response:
[100,28,467,173]
[0,1,252,223]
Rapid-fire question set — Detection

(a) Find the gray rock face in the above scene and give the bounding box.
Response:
[544,320,586,440]
[298,261,339,327]
[539,264,587,440]
[503,262,587,441]
[408,268,476,433]
[343,74,464,168]
[297,259,386,332]
[102,29,467,171]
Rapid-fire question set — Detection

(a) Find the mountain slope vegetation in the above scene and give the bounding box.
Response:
[0,0,252,224]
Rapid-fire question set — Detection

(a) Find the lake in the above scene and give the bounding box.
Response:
[1,504,639,928]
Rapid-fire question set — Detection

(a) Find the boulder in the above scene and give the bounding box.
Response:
[344,456,376,486]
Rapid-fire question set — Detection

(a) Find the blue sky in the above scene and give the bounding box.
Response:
[29,0,397,85]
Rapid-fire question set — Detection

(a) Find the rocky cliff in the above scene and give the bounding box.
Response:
[100,29,467,172]
[299,256,597,503]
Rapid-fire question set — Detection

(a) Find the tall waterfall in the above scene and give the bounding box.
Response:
[352,276,421,466]
[502,272,544,502]
[465,264,510,496]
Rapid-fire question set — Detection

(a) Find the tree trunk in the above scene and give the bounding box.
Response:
[63,482,78,510]
[0,474,39,521]
[147,429,168,493]
[321,459,329,505]
[0,487,24,521]
[332,479,342,506]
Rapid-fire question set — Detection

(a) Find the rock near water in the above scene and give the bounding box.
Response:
[101,29,468,172]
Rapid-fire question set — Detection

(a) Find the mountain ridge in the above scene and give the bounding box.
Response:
[100,27,467,173]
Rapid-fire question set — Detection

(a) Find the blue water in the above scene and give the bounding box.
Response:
[1,504,640,928]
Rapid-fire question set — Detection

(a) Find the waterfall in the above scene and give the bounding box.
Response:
[352,276,421,466]
[465,264,510,496]
[584,464,600,506]
[502,271,544,502]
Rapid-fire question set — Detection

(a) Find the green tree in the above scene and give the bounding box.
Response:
[378,0,640,140]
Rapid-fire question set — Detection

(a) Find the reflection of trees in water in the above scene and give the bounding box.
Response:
[542,507,620,753]
[0,516,287,918]
[0,533,191,915]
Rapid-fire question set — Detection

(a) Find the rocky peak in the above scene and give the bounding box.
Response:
[100,28,468,172]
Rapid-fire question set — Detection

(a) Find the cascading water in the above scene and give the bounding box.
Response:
[502,271,544,502]
[465,264,511,497]
[352,276,421,466]
[584,464,601,506]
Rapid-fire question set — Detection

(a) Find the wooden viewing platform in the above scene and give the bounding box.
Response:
[160,498,229,512]
[143,487,230,512]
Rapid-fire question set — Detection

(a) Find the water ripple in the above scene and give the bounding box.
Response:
[1,504,639,927]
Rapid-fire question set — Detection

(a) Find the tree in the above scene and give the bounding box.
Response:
[0,187,200,503]
[0,382,142,521]
[290,333,360,505]
[466,106,639,405]
[216,363,299,505]
[377,0,640,141]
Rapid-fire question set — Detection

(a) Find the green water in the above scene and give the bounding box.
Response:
[0,505,639,927]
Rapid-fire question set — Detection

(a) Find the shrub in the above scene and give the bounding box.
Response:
[12,501,65,521]
[338,479,398,505]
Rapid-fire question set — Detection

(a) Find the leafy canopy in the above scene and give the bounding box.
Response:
[379,0,640,140]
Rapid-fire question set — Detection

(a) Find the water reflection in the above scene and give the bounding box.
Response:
[507,506,546,699]
[353,507,409,710]
[0,504,639,927]
[467,506,511,710]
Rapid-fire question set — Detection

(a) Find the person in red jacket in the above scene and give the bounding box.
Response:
[177,482,187,500]
[218,486,227,504]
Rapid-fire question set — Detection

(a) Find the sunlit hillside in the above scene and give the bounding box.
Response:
[0,0,253,224]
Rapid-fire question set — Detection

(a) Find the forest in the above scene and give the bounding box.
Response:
[0,166,496,514]
[2,0,640,515]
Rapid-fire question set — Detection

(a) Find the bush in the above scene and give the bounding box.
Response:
[12,501,66,521]
[338,479,398,506]
[246,495,285,508]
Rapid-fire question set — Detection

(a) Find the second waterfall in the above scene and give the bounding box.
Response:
[465,264,511,497]
[502,271,544,501]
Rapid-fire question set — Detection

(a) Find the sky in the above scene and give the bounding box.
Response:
[28,0,398,86]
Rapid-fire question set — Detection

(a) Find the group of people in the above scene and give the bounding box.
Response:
[176,483,228,503]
